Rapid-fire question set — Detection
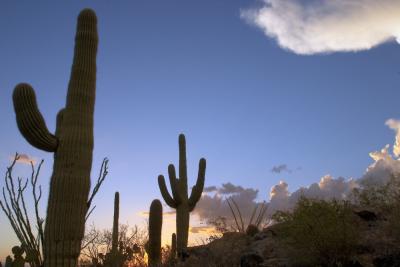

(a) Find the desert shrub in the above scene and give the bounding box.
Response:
[352,175,400,251]
[353,175,400,213]
[273,197,360,267]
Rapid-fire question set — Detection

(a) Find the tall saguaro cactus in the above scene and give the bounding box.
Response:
[158,134,206,255]
[148,199,162,267]
[12,9,98,267]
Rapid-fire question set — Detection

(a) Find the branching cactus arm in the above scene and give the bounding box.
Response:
[188,158,206,211]
[158,175,177,208]
[13,84,58,152]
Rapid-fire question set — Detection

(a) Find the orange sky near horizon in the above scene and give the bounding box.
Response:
[0,211,217,263]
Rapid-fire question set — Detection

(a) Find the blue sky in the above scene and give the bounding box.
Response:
[1,0,400,260]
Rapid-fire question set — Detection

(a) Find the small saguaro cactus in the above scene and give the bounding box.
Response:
[171,233,177,260]
[111,192,120,266]
[12,9,98,266]
[158,134,206,256]
[148,199,163,267]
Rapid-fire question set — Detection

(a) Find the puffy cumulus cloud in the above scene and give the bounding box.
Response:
[360,145,400,187]
[193,193,227,221]
[10,154,36,165]
[358,119,400,187]
[386,119,400,157]
[304,175,354,199]
[194,183,262,228]
[241,0,400,55]
[268,181,290,214]
[268,176,357,215]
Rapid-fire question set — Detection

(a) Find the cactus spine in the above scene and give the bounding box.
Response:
[12,9,98,266]
[158,134,206,256]
[111,192,119,266]
[148,199,162,267]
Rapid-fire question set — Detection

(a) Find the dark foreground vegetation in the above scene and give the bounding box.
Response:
[3,162,400,267]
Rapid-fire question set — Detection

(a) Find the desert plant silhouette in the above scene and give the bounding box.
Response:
[12,8,99,266]
[158,134,206,257]
[147,199,162,267]
[110,192,121,266]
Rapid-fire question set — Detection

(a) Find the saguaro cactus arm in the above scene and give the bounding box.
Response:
[168,165,182,203]
[158,175,177,208]
[55,109,65,137]
[188,158,206,211]
[12,83,58,152]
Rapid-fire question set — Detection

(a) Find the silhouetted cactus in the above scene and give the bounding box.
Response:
[5,256,12,267]
[158,134,206,256]
[148,199,162,267]
[111,192,120,266]
[12,9,98,266]
[112,192,120,255]
[171,233,177,260]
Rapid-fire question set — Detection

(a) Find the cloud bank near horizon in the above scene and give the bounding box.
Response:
[241,0,400,55]
[269,118,400,213]
[195,118,400,226]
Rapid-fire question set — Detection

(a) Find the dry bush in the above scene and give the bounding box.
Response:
[81,223,148,266]
[273,197,360,266]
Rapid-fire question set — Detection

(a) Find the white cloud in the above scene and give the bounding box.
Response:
[241,0,400,55]
[358,119,400,186]
[268,181,290,214]
[268,175,356,215]
[360,144,400,187]
[194,183,262,228]
[385,119,400,157]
